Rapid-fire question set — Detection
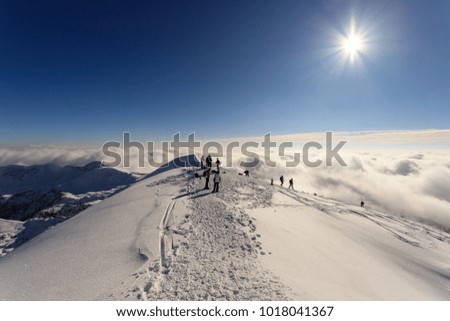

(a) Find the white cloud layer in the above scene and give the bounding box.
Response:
[1,130,449,230]
[251,150,450,231]
[0,146,102,167]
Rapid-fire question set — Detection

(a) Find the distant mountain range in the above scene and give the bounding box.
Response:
[0,161,136,221]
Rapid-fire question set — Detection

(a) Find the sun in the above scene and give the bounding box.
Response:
[343,34,362,56]
[325,15,372,72]
[340,18,365,62]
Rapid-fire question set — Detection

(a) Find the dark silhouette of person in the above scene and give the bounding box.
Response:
[288,178,294,189]
[244,170,249,176]
[361,201,365,208]
[271,178,273,185]
[280,175,284,186]
[204,169,211,189]
[206,155,212,168]
[216,158,221,171]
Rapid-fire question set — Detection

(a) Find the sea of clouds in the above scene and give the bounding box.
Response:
[0,145,102,167]
[1,130,449,230]
[247,149,450,231]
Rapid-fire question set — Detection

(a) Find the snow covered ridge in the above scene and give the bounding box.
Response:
[0,161,136,257]
[1,155,450,300]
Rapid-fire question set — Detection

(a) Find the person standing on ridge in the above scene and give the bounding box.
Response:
[280,175,284,186]
[288,178,294,190]
[206,155,212,168]
[204,169,211,190]
[213,171,221,193]
[216,158,221,172]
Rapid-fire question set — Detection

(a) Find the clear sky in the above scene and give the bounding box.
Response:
[1,0,449,144]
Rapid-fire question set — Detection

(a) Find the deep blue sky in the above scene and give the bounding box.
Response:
[1,0,449,144]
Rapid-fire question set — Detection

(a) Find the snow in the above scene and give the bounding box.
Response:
[252,204,449,300]
[1,156,450,300]
[0,219,23,257]
[0,169,180,300]
[253,189,450,300]
[0,162,138,253]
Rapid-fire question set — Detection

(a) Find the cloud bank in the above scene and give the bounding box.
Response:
[0,146,102,167]
[1,130,449,230]
[246,149,450,231]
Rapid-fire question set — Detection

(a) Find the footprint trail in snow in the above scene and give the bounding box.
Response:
[107,169,291,300]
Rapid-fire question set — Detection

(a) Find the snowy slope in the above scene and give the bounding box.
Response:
[251,191,450,300]
[1,157,450,300]
[0,168,183,300]
[0,162,138,256]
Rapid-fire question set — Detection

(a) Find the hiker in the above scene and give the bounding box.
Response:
[360,201,365,208]
[200,155,205,169]
[204,169,211,189]
[288,178,294,190]
[244,170,249,176]
[271,178,273,185]
[280,175,284,186]
[206,155,212,168]
[216,158,221,171]
[213,171,221,193]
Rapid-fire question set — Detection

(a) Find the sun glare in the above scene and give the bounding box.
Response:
[344,35,362,55]
[340,18,365,62]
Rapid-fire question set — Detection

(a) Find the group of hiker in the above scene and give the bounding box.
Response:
[200,155,221,193]
[275,175,364,207]
[198,154,298,193]
[275,175,294,190]
[196,155,365,208]
[196,156,366,208]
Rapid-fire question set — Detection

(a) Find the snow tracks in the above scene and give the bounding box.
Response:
[107,169,290,300]
[159,198,176,270]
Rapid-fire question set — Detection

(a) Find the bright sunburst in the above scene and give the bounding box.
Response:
[344,35,362,57]
[323,14,373,75]
[340,18,365,62]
